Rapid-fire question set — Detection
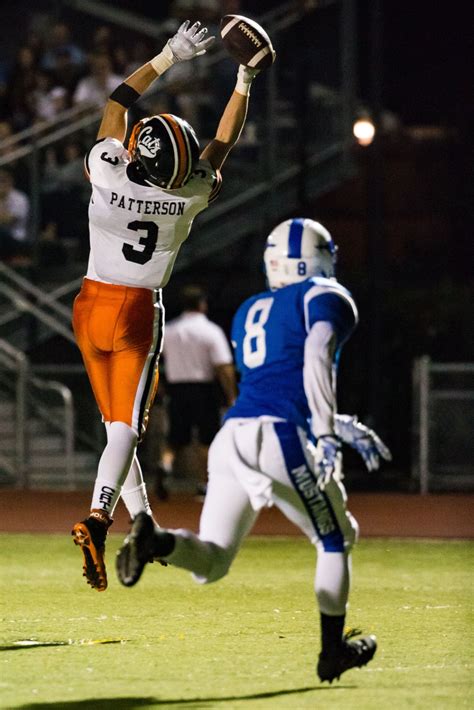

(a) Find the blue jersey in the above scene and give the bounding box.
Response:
[225,277,358,433]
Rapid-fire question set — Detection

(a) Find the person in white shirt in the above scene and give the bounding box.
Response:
[71,19,261,592]
[0,169,30,260]
[161,285,236,492]
[73,54,124,108]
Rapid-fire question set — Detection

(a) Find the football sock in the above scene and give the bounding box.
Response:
[91,477,122,518]
[121,455,152,518]
[315,550,351,615]
[320,613,345,654]
[164,530,215,578]
[91,422,137,515]
[121,482,152,518]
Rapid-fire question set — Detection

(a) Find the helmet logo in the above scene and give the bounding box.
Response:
[138,126,161,158]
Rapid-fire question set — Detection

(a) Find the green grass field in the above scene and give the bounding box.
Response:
[0,535,472,709]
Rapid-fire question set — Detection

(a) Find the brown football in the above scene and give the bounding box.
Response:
[220,14,276,70]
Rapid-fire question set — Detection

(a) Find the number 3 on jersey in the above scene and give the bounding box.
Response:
[122,221,158,265]
[242,297,274,368]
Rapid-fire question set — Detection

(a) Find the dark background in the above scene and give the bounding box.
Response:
[1,0,472,488]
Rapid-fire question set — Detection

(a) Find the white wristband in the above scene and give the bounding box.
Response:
[150,43,176,75]
[235,65,253,96]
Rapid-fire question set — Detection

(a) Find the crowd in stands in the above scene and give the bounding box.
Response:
[0,0,241,131]
[0,0,248,266]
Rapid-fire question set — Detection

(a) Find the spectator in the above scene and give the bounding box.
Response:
[43,141,87,193]
[91,25,114,56]
[51,47,83,93]
[123,39,155,76]
[6,46,37,130]
[73,53,124,108]
[112,46,129,76]
[41,22,85,73]
[42,142,89,246]
[161,285,237,494]
[33,74,68,123]
[0,169,30,261]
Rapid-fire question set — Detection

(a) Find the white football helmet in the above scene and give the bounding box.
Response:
[263,218,337,289]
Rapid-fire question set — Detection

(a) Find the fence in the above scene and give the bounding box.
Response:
[412,356,474,493]
[0,338,76,488]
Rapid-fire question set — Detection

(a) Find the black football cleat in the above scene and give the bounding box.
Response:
[116,512,174,586]
[116,512,156,587]
[317,630,377,683]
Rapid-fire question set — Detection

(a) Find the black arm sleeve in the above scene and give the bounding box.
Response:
[109,83,141,109]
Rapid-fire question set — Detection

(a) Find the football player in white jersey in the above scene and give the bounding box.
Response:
[116,218,391,683]
[71,19,262,591]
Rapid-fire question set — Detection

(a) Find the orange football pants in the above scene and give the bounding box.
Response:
[72,278,164,438]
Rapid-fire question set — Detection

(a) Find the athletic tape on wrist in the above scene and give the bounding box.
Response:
[235,67,252,96]
[150,43,176,75]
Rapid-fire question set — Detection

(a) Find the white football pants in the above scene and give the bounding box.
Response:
[165,418,359,616]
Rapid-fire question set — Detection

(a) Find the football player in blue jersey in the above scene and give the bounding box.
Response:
[116,218,391,683]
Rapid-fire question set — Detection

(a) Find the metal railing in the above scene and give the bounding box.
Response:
[60,0,337,39]
[0,261,77,344]
[412,356,474,493]
[0,339,28,486]
[30,375,76,490]
[0,338,76,488]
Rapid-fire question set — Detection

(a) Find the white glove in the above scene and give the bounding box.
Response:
[151,21,215,75]
[168,20,215,61]
[335,414,392,472]
[313,435,342,489]
[235,65,260,96]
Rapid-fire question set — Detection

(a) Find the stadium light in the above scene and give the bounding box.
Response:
[353,117,376,147]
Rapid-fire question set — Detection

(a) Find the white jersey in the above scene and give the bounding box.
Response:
[84,137,221,289]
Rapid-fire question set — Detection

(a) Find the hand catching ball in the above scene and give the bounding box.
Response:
[220,15,276,70]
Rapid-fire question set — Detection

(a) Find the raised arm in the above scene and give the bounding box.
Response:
[201,66,259,171]
[96,21,215,143]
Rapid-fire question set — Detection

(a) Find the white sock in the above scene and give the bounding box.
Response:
[315,550,351,616]
[90,421,137,516]
[121,455,152,518]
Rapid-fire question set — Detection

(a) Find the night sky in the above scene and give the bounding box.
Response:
[360,0,472,129]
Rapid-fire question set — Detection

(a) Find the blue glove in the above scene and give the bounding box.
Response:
[313,435,342,488]
[334,414,392,471]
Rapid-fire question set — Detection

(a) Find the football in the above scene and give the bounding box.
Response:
[220,15,276,70]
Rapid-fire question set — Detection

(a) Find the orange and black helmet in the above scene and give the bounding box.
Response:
[128,114,200,189]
